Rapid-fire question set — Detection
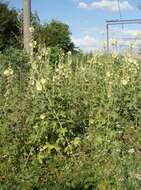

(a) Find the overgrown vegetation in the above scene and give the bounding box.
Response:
[0,1,141,190]
[0,44,141,189]
[0,1,21,51]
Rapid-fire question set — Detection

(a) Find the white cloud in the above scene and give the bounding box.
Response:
[72,35,98,52]
[78,0,133,12]
[109,28,141,38]
[71,27,141,52]
[79,2,88,9]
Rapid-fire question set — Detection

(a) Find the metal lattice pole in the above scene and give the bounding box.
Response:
[106,19,141,52]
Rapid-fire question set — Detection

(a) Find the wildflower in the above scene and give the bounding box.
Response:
[53,76,56,82]
[36,81,42,91]
[29,26,34,33]
[29,42,34,48]
[67,51,72,56]
[33,125,38,129]
[121,76,129,86]
[134,174,141,180]
[128,58,133,63]
[121,79,128,86]
[117,130,123,134]
[106,71,111,77]
[81,67,85,71]
[130,41,136,49]
[33,40,37,46]
[40,78,46,85]
[112,53,118,59]
[38,55,42,60]
[4,68,13,76]
[128,148,135,154]
[31,62,37,70]
[40,114,46,120]
[31,80,35,85]
[39,147,44,152]
[112,39,117,47]
[137,32,141,37]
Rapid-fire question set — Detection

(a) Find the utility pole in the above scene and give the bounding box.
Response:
[23,0,31,53]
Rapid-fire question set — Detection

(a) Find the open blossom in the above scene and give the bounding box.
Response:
[40,78,46,85]
[112,39,118,47]
[137,32,141,37]
[4,68,13,76]
[29,26,34,33]
[29,42,34,48]
[40,114,46,120]
[106,71,111,77]
[122,79,128,86]
[130,41,136,49]
[128,148,135,154]
[33,125,38,129]
[36,81,42,91]
[121,76,129,86]
[67,51,72,56]
[134,174,141,180]
[38,55,42,60]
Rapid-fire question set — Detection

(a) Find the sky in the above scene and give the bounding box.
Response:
[9,0,141,52]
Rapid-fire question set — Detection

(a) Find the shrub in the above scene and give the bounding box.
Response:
[0,48,141,190]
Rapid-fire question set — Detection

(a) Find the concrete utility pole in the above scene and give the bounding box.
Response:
[23,0,31,53]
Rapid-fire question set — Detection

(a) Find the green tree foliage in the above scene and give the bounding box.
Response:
[0,1,21,51]
[0,1,75,53]
[41,20,75,52]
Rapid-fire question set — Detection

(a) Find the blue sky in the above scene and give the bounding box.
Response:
[9,0,141,51]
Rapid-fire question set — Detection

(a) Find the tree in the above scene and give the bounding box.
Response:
[0,1,20,51]
[23,0,31,53]
[41,20,75,52]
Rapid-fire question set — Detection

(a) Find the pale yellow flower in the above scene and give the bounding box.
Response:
[67,51,72,56]
[31,62,37,70]
[121,79,128,86]
[4,68,13,76]
[38,55,42,60]
[40,114,46,120]
[130,41,136,49]
[40,78,46,85]
[112,39,118,47]
[36,81,42,91]
[29,42,34,48]
[106,71,111,77]
[128,148,135,154]
[31,80,35,85]
[29,26,34,33]
[134,174,141,180]
[137,32,141,37]
[33,125,38,129]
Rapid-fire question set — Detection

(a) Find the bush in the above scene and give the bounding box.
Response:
[0,48,141,190]
[0,1,21,51]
